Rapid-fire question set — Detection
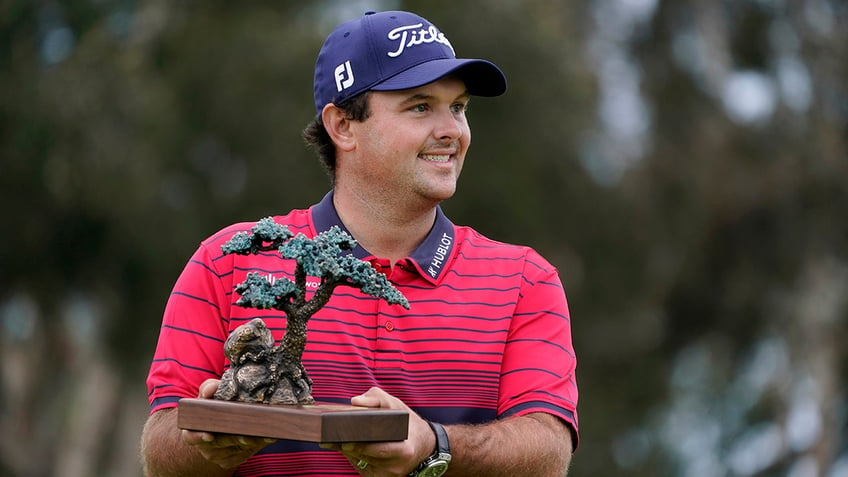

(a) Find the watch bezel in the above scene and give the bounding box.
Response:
[416,454,450,477]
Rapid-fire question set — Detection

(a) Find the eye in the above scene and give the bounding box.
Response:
[410,103,430,113]
[451,102,468,114]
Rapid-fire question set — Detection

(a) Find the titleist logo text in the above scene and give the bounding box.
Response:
[387,23,454,58]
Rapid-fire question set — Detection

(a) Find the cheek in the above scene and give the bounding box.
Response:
[458,122,471,153]
[357,125,392,158]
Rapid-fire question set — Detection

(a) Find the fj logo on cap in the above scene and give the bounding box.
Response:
[387,23,454,58]
[334,60,354,92]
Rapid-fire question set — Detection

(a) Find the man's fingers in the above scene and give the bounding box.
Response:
[351,387,410,411]
[182,429,216,445]
[198,379,221,398]
[350,388,382,408]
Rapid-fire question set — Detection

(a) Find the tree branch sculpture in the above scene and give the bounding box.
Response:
[212,218,410,405]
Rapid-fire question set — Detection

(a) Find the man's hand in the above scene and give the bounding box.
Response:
[321,387,436,476]
[181,379,276,469]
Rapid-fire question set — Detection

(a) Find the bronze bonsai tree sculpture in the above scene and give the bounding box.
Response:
[213,217,410,405]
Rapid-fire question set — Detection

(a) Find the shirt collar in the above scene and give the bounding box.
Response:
[311,190,455,284]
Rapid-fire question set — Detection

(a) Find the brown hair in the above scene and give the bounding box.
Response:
[302,92,372,184]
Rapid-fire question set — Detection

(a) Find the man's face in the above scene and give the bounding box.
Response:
[344,76,472,208]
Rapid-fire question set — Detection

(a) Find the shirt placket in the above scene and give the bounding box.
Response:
[372,259,407,370]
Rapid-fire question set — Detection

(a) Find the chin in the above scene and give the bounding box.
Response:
[415,190,455,206]
[431,191,457,202]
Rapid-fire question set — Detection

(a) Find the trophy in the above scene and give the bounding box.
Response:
[178,218,410,442]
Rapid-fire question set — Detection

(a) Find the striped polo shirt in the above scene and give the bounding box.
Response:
[146,191,578,476]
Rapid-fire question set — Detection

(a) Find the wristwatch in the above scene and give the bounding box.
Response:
[409,421,451,477]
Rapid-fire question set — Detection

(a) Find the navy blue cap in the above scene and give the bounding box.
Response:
[313,10,507,115]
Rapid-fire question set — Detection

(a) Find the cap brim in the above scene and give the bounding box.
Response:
[371,58,507,97]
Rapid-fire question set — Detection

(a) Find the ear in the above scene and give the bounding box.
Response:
[321,103,356,152]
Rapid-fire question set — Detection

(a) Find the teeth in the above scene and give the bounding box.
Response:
[421,154,451,163]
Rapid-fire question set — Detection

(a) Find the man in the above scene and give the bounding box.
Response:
[141,10,578,477]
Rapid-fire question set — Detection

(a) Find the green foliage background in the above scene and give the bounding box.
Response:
[1,1,846,476]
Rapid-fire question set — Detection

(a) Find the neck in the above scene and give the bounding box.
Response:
[332,186,438,264]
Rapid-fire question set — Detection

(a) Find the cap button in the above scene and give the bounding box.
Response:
[365,11,376,15]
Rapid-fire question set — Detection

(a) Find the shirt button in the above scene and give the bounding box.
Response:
[384,321,394,331]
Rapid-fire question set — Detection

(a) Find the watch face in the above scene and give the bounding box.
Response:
[419,461,449,477]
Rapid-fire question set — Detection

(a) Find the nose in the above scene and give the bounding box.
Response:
[433,108,464,142]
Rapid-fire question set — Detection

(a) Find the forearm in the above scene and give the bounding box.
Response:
[140,408,234,477]
[445,413,573,477]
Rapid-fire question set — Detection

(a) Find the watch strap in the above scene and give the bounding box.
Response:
[429,421,450,455]
[409,421,451,477]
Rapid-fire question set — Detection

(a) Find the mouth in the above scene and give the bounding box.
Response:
[419,153,454,163]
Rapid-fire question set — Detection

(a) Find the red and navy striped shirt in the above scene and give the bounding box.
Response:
[146,192,578,476]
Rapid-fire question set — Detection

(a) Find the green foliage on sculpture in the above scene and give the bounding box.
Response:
[214,217,410,405]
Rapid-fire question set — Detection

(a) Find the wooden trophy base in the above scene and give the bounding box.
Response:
[178,398,409,443]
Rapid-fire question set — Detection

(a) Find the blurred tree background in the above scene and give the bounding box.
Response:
[1,0,846,475]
